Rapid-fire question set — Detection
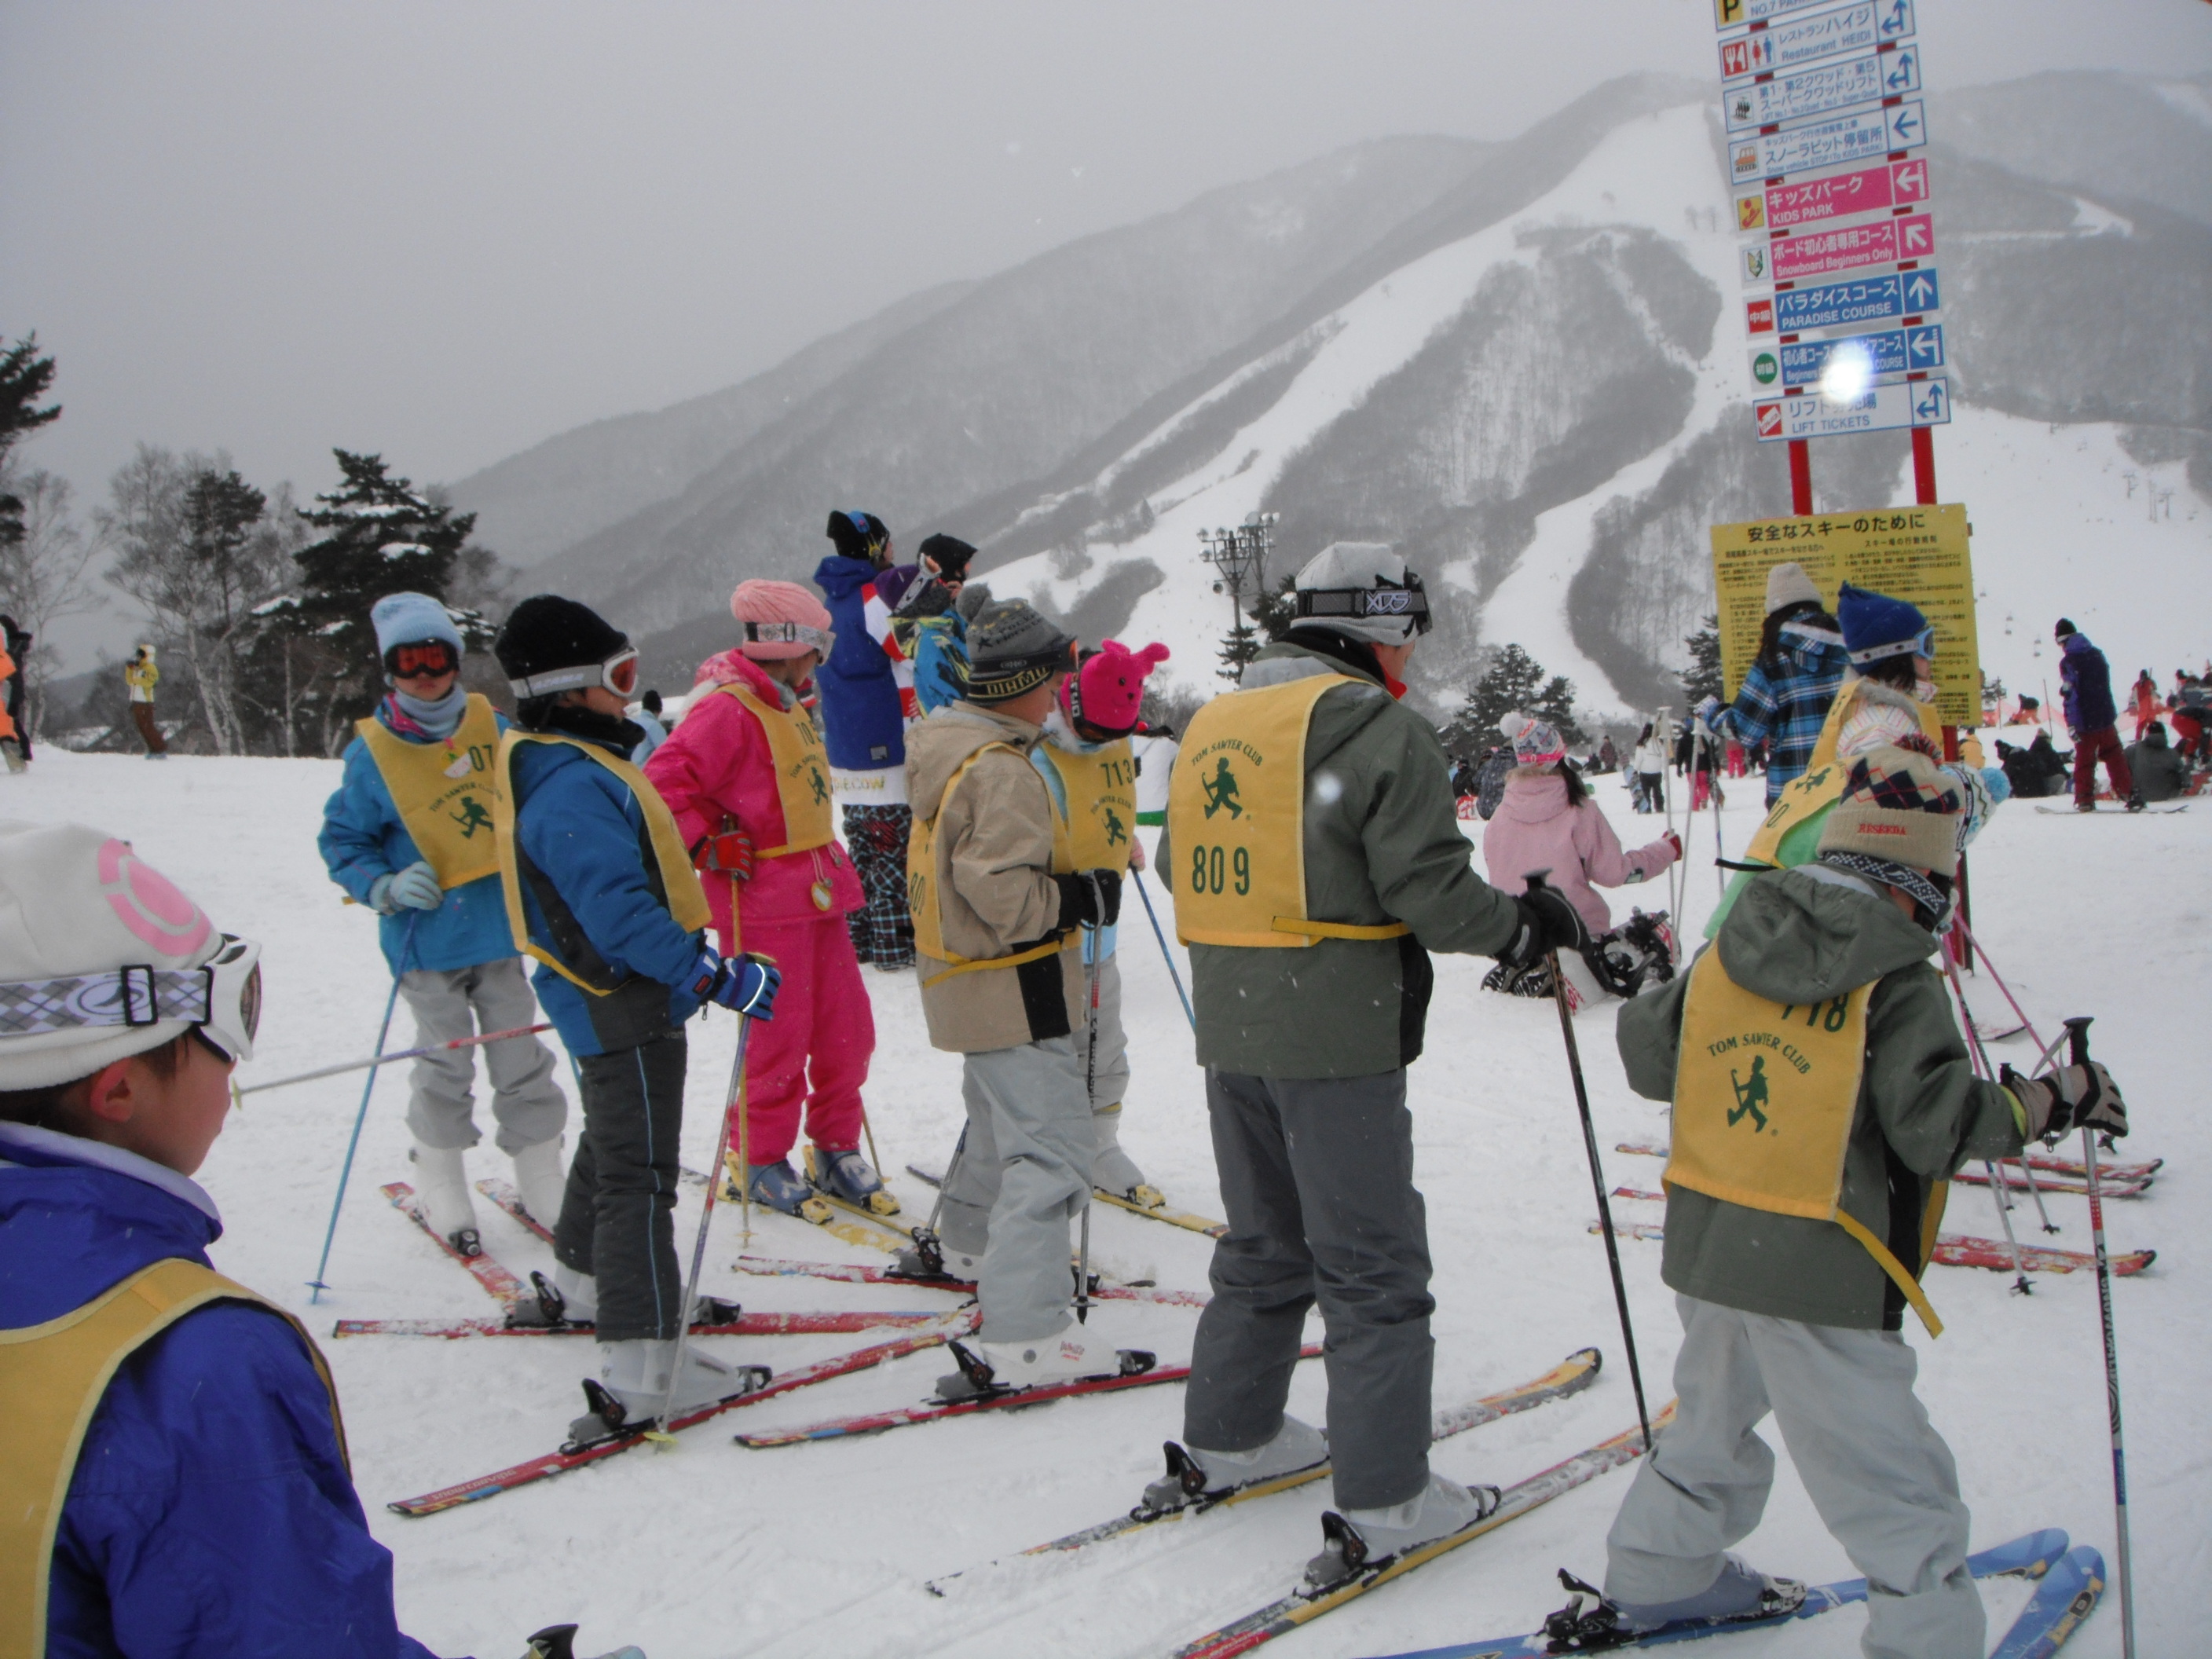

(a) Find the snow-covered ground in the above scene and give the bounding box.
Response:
[5,751,2204,1657]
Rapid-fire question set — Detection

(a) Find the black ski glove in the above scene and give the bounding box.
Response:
[2001,1061,2127,1141]
[1496,886,1589,974]
[1053,869,1123,930]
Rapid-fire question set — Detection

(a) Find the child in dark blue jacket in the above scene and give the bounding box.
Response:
[492,595,781,1438]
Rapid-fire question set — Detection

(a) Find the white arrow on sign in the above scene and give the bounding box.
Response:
[1903,269,1939,309]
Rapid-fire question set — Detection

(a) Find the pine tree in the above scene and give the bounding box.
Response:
[1445,643,1588,753]
[273,450,482,746]
[1679,613,1724,708]
[1531,673,1588,746]
[1217,617,1261,683]
[0,335,62,549]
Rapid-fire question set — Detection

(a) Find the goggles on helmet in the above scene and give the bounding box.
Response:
[384,639,461,680]
[0,933,262,1064]
[1848,624,1937,667]
[1292,569,1434,635]
[507,646,642,702]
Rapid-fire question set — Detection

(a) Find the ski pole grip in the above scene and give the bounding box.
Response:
[2065,1016,2093,1068]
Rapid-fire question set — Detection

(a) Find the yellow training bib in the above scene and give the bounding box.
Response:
[1669,947,1943,1335]
[1167,673,1411,948]
[1038,738,1137,875]
[715,683,835,856]
[0,1258,346,1659]
[907,745,1071,987]
[493,730,712,994]
[1743,678,1944,867]
[357,694,506,888]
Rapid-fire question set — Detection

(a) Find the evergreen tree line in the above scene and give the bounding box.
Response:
[0,334,515,756]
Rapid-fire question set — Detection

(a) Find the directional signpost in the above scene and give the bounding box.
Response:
[1752,377,1949,443]
[1737,156,1928,233]
[1718,0,1914,81]
[1749,321,1944,391]
[1743,211,1932,283]
[1723,45,1920,132]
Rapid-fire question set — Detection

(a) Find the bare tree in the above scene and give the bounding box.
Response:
[0,465,101,738]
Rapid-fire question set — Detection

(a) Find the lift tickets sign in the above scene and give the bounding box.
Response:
[1709,504,1979,723]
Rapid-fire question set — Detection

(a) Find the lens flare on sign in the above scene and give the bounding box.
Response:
[1818,341,1875,405]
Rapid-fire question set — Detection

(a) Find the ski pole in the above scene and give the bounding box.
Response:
[1131,868,1195,1031]
[1075,873,1103,1325]
[308,914,419,1303]
[1951,920,2064,1230]
[1704,724,1726,903]
[727,871,751,1246]
[650,1006,754,1441]
[240,1023,551,1097]
[2067,1016,2136,1658]
[1940,954,2033,1294]
[1527,873,1652,1450]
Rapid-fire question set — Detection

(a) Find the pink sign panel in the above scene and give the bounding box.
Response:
[1767,212,1933,281]
[1745,158,1929,233]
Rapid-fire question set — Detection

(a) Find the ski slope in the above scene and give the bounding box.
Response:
[4,750,2198,1657]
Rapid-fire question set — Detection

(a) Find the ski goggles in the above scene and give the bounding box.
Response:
[0,933,262,1064]
[1848,624,1938,667]
[1293,571,1434,635]
[739,621,836,655]
[383,639,462,679]
[507,645,641,702]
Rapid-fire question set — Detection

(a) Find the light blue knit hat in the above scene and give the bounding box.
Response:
[370,591,464,658]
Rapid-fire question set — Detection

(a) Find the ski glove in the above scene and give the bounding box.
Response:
[2001,1061,2127,1141]
[693,827,756,882]
[1496,887,1589,974]
[690,945,780,1020]
[1054,869,1123,930]
[371,860,444,914]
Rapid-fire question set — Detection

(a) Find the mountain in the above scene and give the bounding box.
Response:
[454,70,2211,723]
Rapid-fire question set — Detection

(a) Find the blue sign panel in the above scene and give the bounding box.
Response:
[1774,322,1944,385]
[1771,267,1940,333]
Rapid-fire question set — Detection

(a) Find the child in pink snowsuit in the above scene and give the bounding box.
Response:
[1483,718,1679,941]
[644,580,882,1218]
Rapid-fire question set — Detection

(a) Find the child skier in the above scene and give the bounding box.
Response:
[1710,562,1848,808]
[0,822,452,1656]
[1566,745,2130,1657]
[319,591,570,1252]
[643,580,884,1221]
[493,594,781,1434]
[1035,636,1172,1203]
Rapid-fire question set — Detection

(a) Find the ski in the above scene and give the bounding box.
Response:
[1166,1407,1675,1659]
[382,1181,532,1310]
[2034,803,2187,814]
[1990,1543,2104,1659]
[476,1175,555,1243]
[1591,1221,2154,1276]
[1954,1166,2151,1199]
[908,1162,1229,1240]
[732,1254,1211,1308]
[738,1344,1323,1448]
[1371,1527,2069,1656]
[923,1347,1602,1596]
[676,1160,908,1253]
[387,1309,979,1517]
[332,1309,945,1339]
[1613,1142,2162,1188]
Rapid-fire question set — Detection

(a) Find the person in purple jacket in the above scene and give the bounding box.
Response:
[2055,618,2141,812]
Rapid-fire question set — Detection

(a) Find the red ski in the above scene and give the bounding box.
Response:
[388,1309,980,1516]
[738,1344,1324,1447]
[382,1181,532,1309]
[332,1309,945,1340]
[1616,1140,2160,1186]
[734,1254,1211,1309]
[476,1175,557,1243]
[1954,1166,2151,1199]
[1594,1218,2154,1276]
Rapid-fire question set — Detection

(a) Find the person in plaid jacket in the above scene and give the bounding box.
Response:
[1714,562,1848,807]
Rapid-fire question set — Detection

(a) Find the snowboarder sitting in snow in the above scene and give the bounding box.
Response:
[0,822,456,1657]
[1480,712,1679,1008]
[318,591,571,1256]
[643,579,884,1222]
[492,594,781,1436]
[1573,744,2130,1656]
[1033,635,1172,1207]
[2124,720,2186,804]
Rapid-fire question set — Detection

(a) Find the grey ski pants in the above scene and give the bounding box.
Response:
[1080,950,1144,1193]
[1606,1294,1981,1659]
[551,1030,687,1343]
[1184,1068,1435,1511]
[938,1036,1094,1342]
[396,957,566,1155]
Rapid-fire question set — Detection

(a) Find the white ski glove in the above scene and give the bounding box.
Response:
[2001,1061,2128,1142]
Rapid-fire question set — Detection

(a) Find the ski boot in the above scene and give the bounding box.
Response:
[1091,1103,1166,1209]
[408,1142,482,1258]
[513,1268,740,1332]
[1303,1474,1502,1591]
[936,1335,1155,1402]
[723,1151,833,1222]
[566,1338,771,1446]
[518,1625,644,1659]
[889,1227,977,1283]
[511,1135,569,1229]
[805,1144,899,1216]
[1541,1556,1804,1650]
[1141,1416,1328,1516]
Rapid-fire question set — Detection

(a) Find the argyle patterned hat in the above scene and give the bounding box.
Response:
[1815,743,1962,875]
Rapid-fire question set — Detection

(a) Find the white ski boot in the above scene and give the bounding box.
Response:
[408,1142,481,1256]
[1091,1102,1165,1207]
[551,1263,599,1322]
[570,1338,767,1441]
[511,1135,569,1229]
[1305,1473,1502,1588]
[1143,1415,1328,1514]
[938,1331,1155,1401]
[1548,1555,1805,1646]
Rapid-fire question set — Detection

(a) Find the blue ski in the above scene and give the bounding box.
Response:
[1362,1529,2067,1657]
[1989,1544,2104,1659]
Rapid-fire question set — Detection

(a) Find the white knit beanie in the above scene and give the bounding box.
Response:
[0,821,222,1090]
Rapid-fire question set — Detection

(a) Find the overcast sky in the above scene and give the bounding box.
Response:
[4,0,2208,661]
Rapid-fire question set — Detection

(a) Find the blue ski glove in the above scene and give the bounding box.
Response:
[690,944,780,1020]
[370,860,444,914]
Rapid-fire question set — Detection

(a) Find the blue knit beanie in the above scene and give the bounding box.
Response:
[370,591,465,658]
[1836,584,1928,666]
